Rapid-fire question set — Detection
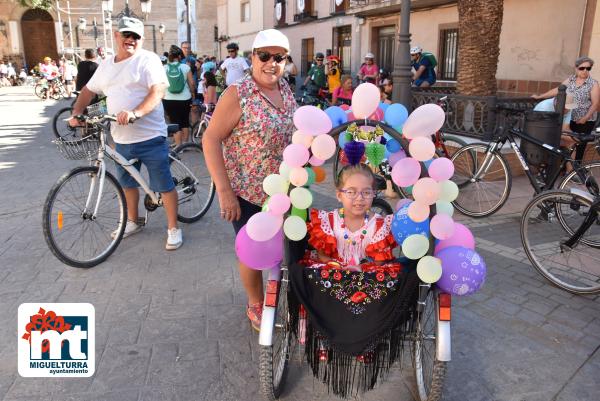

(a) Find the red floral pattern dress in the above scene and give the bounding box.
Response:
[300,209,405,315]
[222,75,297,206]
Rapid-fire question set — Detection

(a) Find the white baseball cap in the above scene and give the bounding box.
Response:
[252,29,290,52]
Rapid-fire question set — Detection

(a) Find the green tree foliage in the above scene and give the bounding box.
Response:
[18,0,53,10]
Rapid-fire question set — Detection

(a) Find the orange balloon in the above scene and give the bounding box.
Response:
[313,166,326,183]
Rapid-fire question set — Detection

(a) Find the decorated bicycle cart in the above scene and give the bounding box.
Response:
[234,83,487,400]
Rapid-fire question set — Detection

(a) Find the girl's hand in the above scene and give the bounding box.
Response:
[576,117,588,125]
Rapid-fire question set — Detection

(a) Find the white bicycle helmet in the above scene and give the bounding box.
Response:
[364,52,375,59]
[410,46,423,55]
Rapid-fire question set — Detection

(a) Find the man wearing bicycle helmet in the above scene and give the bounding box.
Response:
[221,42,250,86]
[411,46,436,87]
[69,17,183,251]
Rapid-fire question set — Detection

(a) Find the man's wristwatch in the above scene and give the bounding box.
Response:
[132,110,140,120]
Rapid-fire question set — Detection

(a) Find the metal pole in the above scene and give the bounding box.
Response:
[102,11,108,50]
[67,1,75,53]
[125,0,131,17]
[392,0,413,110]
[56,1,64,53]
[186,0,192,45]
[93,18,98,48]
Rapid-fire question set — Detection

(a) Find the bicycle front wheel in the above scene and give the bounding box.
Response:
[190,120,206,145]
[170,143,215,223]
[34,84,46,99]
[521,190,600,294]
[52,106,76,140]
[43,166,127,268]
[451,144,512,218]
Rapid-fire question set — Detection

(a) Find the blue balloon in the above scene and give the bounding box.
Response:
[383,133,392,141]
[385,103,409,127]
[386,138,401,153]
[379,102,390,112]
[338,132,348,148]
[391,202,430,245]
[423,159,433,169]
[325,106,348,128]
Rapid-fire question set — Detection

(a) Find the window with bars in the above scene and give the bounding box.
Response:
[241,1,251,22]
[438,27,458,81]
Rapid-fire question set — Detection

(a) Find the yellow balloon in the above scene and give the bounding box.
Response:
[416,256,443,283]
[279,162,292,180]
[290,187,313,209]
[263,174,289,196]
[439,180,459,202]
[284,215,307,241]
[402,234,429,260]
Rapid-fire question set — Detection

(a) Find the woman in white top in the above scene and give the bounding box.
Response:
[163,45,196,144]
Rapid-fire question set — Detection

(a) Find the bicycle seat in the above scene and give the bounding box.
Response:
[563,131,597,143]
[167,124,179,136]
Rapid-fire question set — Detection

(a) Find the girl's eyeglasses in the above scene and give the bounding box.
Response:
[339,189,377,199]
[256,51,286,63]
[578,66,592,71]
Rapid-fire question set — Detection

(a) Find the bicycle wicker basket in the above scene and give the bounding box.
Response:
[53,134,101,160]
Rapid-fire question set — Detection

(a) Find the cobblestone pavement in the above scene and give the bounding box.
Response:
[0,86,599,401]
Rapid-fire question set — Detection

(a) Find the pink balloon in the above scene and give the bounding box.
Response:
[309,156,325,166]
[388,149,407,166]
[289,167,309,187]
[292,131,314,148]
[412,177,441,205]
[391,157,421,187]
[435,223,475,254]
[235,226,284,270]
[246,212,283,242]
[283,143,310,167]
[428,157,455,182]
[311,134,336,160]
[351,83,380,118]
[369,107,384,121]
[268,193,291,215]
[430,214,455,240]
[403,103,446,140]
[340,104,350,111]
[409,137,436,161]
[346,110,356,121]
[293,105,333,135]
[408,201,430,223]
[396,198,412,211]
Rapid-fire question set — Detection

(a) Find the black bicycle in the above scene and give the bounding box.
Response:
[451,106,600,217]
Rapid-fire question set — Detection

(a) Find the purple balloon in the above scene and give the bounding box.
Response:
[434,223,475,253]
[235,225,283,270]
[388,148,407,166]
[435,246,486,296]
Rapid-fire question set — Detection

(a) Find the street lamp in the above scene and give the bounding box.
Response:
[158,23,166,52]
[78,17,87,31]
[140,0,152,15]
[102,0,114,13]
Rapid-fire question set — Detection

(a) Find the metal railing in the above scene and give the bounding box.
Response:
[411,88,538,140]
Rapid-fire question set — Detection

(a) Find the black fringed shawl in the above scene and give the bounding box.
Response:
[288,262,420,398]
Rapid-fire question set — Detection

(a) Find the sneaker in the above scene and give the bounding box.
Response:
[111,220,142,239]
[165,227,183,250]
[246,302,263,331]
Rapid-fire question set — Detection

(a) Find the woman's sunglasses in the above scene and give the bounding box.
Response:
[256,50,286,63]
[578,66,593,71]
[121,31,141,40]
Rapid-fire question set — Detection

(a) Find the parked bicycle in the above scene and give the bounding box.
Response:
[35,78,67,100]
[189,104,214,145]
[451,106,600,217]
[42,111,215,268]
[521,189,600,294]
[295,87,329,109]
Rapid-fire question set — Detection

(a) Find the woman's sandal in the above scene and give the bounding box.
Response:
[246,302,263,332]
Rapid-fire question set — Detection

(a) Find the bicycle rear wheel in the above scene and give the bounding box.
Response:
[559,161,600,196]
[414,287,447,401]
[438,134,467,158]
[451,144,512,217]
[521,190,600,294]
[42,166,127,268]
[170,143,215,223]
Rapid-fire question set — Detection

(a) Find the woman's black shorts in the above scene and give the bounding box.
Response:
[232,196,262,234]
[162,98,191,129]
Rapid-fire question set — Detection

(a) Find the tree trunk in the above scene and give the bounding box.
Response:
[456,0,504,96]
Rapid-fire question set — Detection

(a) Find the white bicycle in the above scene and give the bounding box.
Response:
[42,112,215,268]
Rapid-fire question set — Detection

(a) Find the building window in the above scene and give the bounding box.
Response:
[332,26,352,74]
[301,37,315,76]
[438,27,458,81]
[275,0,286,27]
[332,0,349,14]
[241,1,251,22]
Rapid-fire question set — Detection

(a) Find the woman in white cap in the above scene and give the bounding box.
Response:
[203,29,296,330]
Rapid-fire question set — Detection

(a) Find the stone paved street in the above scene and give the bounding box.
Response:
[0,86,599,401]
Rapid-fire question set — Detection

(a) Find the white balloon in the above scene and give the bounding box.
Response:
[284,215,308,241]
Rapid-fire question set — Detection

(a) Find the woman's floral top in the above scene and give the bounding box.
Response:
[567,75,598,122]
[222,74,296,205]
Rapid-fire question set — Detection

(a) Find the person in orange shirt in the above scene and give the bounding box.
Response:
[326,55,342,93]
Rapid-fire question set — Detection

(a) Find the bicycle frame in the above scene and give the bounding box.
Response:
[476,124,598,196]
[562,193,600,249]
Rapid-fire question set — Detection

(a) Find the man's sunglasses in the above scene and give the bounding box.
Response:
[256,50,286,63]
[228,49,237,53]
[578,66,592,71]
[121,31,141,40]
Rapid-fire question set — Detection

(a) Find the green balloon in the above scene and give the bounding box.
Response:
[305,167,316,186]
[261,197,270,212]
[291,206,308,221]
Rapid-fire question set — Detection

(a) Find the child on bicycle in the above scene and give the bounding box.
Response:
[301,163,399,272]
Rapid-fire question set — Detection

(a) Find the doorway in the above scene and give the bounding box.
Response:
[22,9,58,69]
[377,26,396,74]
[333,26,352,75]
[301,37,314,77]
